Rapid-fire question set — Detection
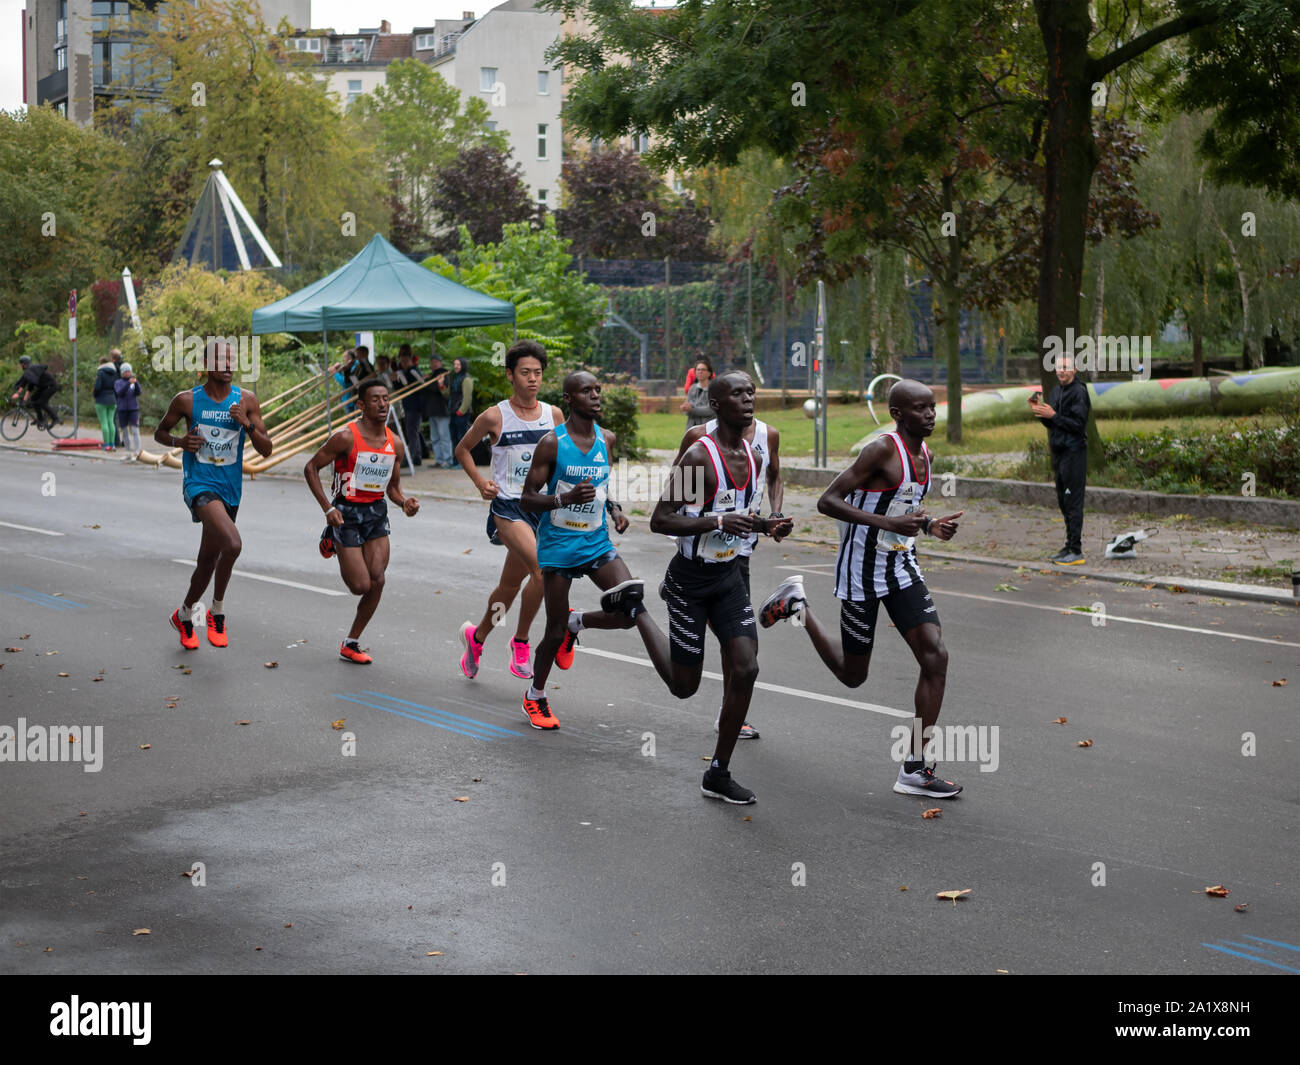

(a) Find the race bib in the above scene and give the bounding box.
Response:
[698,488,740,560]
[878,486,920,551]
[196,423,241,465]
[352,450,395,494]
[507,456,534,495]
[551,478,607,532]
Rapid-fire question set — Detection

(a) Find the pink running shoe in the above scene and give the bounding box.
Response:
[509,637,533,679]
[459,622,484,679]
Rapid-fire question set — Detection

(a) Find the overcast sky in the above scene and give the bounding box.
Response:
[0,0,521,112]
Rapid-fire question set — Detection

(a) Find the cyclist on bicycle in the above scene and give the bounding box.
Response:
[9,355,59,429]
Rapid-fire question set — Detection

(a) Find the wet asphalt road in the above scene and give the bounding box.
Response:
[0,451,1297,974]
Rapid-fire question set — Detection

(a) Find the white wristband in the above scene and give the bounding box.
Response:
[325,506,339,516]
[716,513,723,531]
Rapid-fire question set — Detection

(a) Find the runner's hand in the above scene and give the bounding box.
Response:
[479,479,499,501]
[403,497,420,517]
[179,428,204,453]
[889,510,928,536]
[931,511,962,541]
[326,508,345,527]
[767,513,794,541]
[229,402,251,428]
[563,478,596,505]
[720,512,753,536]
[611,508,629,534]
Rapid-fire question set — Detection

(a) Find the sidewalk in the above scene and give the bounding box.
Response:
[5,436,1296,605]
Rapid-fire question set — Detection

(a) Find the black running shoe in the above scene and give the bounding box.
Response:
[1052,551,1085,566]
[701,767,756,804]
[600,578,645,616]
[1048,547,1071,562]
[893,764,963,798]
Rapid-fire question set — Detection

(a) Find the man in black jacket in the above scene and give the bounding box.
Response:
[10,355,59,429]
[1030,353,1090,565]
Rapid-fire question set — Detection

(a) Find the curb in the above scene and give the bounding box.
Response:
[781,467,1300,528]
[920,547,1296,606]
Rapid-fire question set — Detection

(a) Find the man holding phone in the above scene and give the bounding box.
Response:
[1029,353,1090,565]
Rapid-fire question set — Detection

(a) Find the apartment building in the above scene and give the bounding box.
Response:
[21,0,311,127]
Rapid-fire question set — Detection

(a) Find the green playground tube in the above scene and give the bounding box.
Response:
[850,367,1300,453]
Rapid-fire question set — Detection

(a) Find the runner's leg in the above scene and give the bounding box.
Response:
[187,499,239,608]
[530,571,573,693]
[344,537,389,641]
[475,517,542,645]
[586,556,697,695]
[799,602,872,688]
[712,634,759,764]
[901,621,947,758]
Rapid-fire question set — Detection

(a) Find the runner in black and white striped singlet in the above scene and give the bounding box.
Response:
[756,379,967,799]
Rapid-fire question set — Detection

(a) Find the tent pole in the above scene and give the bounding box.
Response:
[322,322,332,434]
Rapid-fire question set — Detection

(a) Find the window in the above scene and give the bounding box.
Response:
[485,120,497,132]
[55,46,67,72]
[480,66,497,92]
[340,38,366,62]
[590,135,602,152]
[634,132,650,153]
[291,38,322,53]
[56,101,67,117]
[347,79,362,104]
[93,41,108,85]
[537,70,549,94]
[537,189,548,204]
[415,33,436,50]
[56,0,66,43]
[537,123,548,159]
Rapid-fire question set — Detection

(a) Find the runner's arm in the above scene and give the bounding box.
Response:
[154,391,201,451]
[387,436,420,516]
[231,389,273,458]
[519,432,561,513]
[602,429,629,533]
[650,442,751,536]
[453,406,502,497]
[303,429,355,519]
[816,438,914,532]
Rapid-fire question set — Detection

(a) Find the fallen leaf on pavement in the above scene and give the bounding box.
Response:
[936,889,971,904]
[57,672,69,677]
[426,951,444,956]
[254,946,262,951]
[20,634,30,639]
[472,777,482,783]
[1169,585,1187,594]
[45,650,57,655]
[264,661,278,669]
[236,720,251,726]
[1273,679,1287,687]
[44,947,53,952]
[331,719,346,730]
[922,808,942,819]
[180,870,193,878]
[1051,717,1067,724]
[1077,739,1093,747]
[1234,903,1249,913]
[452,796,469,803]
[182,668,191,675]
[899,886,908,892]
[284,923,292,928]
[66,734,76,743]
[1205,885,1230,897]
[138,744,151,750]
[4,648,22,653]
[132,928,150,936]
[92,676,103,682]
[743,815,752,822]
[463,548,472,554]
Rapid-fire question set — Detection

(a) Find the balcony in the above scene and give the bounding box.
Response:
[37,67,69,106]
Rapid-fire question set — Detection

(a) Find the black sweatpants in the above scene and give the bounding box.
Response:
[402,405,423,465]
[1051,445,1087,553]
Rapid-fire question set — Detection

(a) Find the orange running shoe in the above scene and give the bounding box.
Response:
[522,693,559,730]
[555,609,578,670]
[206,612,228,647]
[170,608,199,650]
[339,640,372,664]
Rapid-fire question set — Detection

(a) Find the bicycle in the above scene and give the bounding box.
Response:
[0,396,77,441]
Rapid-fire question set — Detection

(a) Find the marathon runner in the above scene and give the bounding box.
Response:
[154,339,272,649]
[304,379,419,663]
[453,341,565,682]
[758,379,966,798]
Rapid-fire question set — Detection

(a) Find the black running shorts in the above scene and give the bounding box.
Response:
[487,497,541,545]
[838,579,939,656]
[661,553,756,665]
[187,490,238,524]
[331,498,390,548]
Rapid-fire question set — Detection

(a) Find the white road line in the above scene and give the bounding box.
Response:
[169,559,347,596]
[0,519,64,537]
[935,589,1300,648]
[574,645,913,719]
[25,553,92,570]
[776,563,836,574]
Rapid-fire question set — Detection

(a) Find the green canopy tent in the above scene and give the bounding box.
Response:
[251,233,516,465]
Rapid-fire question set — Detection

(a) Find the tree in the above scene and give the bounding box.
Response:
[119,0,388,277]
[0,106,122,345]
[351,59,507,242]
[429,144,538,254]
[556,147,717,260]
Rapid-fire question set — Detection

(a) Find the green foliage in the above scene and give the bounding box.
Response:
[13,321,68,365]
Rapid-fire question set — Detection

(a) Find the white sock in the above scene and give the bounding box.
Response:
[527,685,545,700]
[344,636,360,648]
[567,611,583,633]
[211,600,224,616]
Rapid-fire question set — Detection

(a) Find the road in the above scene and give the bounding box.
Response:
[1,451,1296,974]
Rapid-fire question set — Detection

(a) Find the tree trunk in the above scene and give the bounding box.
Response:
[941,175,963,443]
[1090,255,1104,382]
[1192,326,1203,377]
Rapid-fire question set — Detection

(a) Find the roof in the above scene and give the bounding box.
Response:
[250,234,516,333]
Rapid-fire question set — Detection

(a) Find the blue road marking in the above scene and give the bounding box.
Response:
[1243,935,1300,953]
[358,691,519,737]
[2,586,88,610]
[332,693,518,742]
[1201,941,1300,974]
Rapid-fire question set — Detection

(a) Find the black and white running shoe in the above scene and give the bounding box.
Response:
[893,764,963,798]
[600,578,645,616]
[759,575,806,627]
[701,767,757,804]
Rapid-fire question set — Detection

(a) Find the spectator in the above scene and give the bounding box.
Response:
[1030,353,1090,565]
[114,360,142,456]
[684,352,710,394]
[682,357,714,429]
[426,354,453,467]
[448,357,474,449]
[394,347,425,466]
[93,353,119,450]
[9,354,59,430]
[110,348,123,444]
[373,354,394,389]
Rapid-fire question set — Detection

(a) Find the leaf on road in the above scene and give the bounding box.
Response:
[1051,717,1067,724]
[4,648,22,653]
[138,744,151,750]
[1077,739,1094,747]
[57,672,69,677]
[899,886,908,891]
[1234,903,1249,913]
[1273,679,1287,687]
[1205,885,1230,897]
[936,889,971,904]
[921,808,942,819]
[994,583,1019,592]
[284,923,293,928]
[471,777,483,783]
[92,676,103,682]
[452,796,469,803]
[172,664,186,670]
[45,650,57,654]
[180,870,193,878]
[1169,585,1187,594]
[132,928,150,936]
[236,720,251,726]
[254,946,263,951]
[264,661,278,669]
[426,951,444,956]
[743,815,752,822]
[330,719,346,730]
[182,668,191,675]
[463,548,472,553]
[66,734,76,743]
[20,634,30,639]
